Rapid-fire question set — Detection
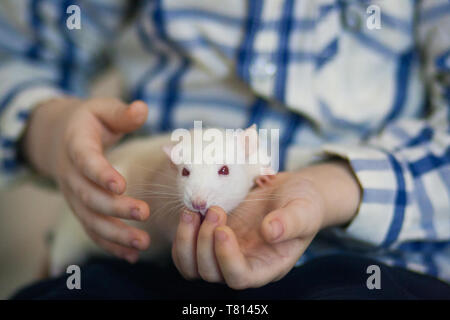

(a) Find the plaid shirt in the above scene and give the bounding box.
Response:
[0,0,449,283]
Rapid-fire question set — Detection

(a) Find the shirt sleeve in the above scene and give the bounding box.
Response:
[0,0,129,186]
[317,0,450,248]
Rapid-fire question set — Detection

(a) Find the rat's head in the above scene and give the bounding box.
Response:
[163,125,261,216]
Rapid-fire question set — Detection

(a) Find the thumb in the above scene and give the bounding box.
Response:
[261,198,323,243]
[90,99,148,134]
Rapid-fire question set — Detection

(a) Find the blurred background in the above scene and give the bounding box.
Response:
[0,185,62,298]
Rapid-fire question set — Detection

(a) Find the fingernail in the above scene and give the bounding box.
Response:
[125,253,138,264]
[130,102,146,122]
[182,211,193,223]
[269,220,283,241]
[131,208,141,220]
[131,239,141,250]
[206,210,218,223]
[108,181,119,194]
[136,112,146,124]
[215,229,227,242]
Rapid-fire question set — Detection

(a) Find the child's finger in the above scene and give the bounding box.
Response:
[68,134,126,194]
[90,99,148,134]
[67,170,149,221]
[214,226,253,290]
[171,241,182,273]
[87,229,140,263]
[261,198,322,243]
[87,212,150,251]
[69,197,150,251]
[174,209,201,280]
[196,207,226,283]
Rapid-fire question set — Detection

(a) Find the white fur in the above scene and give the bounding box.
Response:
[167,126,262,215]
[50,126,267,275]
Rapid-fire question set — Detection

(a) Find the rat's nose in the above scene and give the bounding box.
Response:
[192,199,207,211]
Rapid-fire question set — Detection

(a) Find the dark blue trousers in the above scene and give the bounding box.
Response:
[11,254,450,300]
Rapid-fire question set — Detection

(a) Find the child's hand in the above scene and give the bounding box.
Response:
[23,97,151,263]
[171,161,361,289]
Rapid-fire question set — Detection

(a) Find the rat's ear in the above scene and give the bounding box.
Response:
[162,144,175,163]
[162,144,179,170]
[162,144,172,158]
[246,124,257,133]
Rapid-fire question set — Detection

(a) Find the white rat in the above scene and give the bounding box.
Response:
[50,125,274,275]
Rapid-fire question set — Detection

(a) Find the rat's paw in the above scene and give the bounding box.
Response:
[255,174,275,188]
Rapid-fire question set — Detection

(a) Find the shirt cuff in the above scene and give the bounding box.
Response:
[0,85,65,186]
[318,144,402,247]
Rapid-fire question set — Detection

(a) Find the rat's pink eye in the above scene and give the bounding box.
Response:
[182,168,190,176]
[218,165,229,175]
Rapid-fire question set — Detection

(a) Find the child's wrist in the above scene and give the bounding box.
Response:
[298,160,362,229]
[22,97,79,178]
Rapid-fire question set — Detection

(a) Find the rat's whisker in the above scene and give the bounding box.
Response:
[227,196,282,202]
[151,195,181,206]
[167,203,186,219]
[234,200,268,205]
[126,189,181,197]
[128,164,178,181]
[152,202,185,223]
[128,194,180,201]
[128,191,181,197]
[227,210,251,225]
[150,198,184,220]
[127,180,177,195]
[127,182,175,190]
[127,188,176,196]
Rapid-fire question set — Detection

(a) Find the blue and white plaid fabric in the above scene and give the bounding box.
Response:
[0,0,449,282]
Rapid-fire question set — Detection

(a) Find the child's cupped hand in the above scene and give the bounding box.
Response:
[23,97,151,263]
[171,161,361,289]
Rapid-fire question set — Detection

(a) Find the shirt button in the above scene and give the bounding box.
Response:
[250,56,277,81]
